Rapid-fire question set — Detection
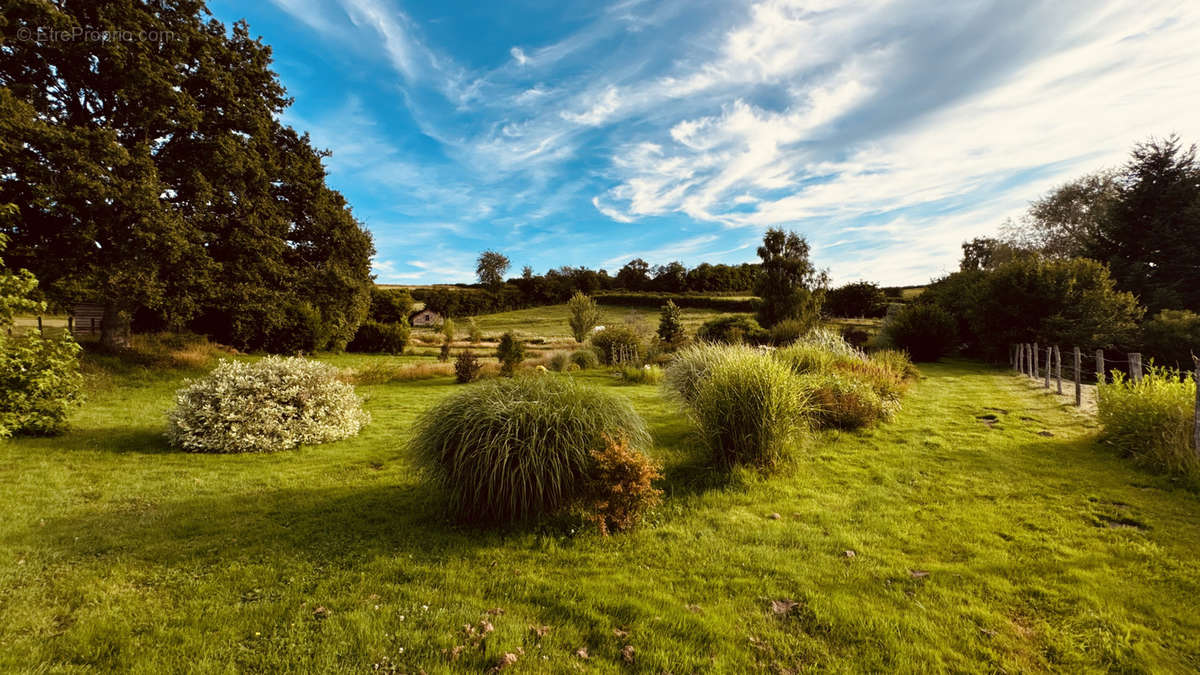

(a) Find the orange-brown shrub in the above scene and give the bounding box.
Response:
[581,435,663,535]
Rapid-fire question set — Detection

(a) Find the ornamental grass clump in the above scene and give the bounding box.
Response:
[167,356,369,453]
[798,370,893,430]
[687,348,811,470]
[410,375,653,524]
[1097,367,1198,478]
[663,342,759,405]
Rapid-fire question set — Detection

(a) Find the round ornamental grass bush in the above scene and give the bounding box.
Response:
[663,343,760,406]
[798,371,892,430]
[410,375,653,524]
[167,356,369,453]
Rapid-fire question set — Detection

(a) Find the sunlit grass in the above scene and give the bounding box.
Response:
[1,356,1198,671]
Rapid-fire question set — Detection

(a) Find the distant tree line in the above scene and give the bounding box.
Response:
[414,257,763,318]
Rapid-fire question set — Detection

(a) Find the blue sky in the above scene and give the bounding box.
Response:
[208,0,1200,286]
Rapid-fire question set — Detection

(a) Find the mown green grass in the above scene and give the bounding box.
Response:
[2,357,1199,672]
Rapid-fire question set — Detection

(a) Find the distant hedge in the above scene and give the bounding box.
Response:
[595,293,760,313]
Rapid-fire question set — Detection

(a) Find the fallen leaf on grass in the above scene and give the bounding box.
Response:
[843,550,856,558]
[613,628,628,639]
[530,625,551,639]
[575,647,589,659]
[313,606,330,619]
[770,600,799,615]
[767,513,781,520]
[909,570,930,578]
[487,607,505,616]
[621,645,635,663]
[490,652,518,671]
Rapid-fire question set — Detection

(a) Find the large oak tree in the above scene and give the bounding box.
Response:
[0,0,372,350]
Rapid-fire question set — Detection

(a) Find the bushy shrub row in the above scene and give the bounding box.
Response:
[595,293,760,313]
[591,326,642,364]
[881,304,957,362]
[1097,367,1198,479]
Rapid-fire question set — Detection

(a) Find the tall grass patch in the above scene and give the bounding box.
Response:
[687,349,810,470]
[410,375,653,524]
[1097,367,1198,478]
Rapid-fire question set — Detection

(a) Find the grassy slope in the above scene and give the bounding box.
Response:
[1,358,1198,672]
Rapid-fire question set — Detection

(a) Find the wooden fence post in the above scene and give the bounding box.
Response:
[1130,353,1142,383]
[1054,345,1062,394]
[1033,342,1040,380]
[68,315,74,334]
[37,316,43,332]
[1044,346,1051,389]
[1080,345,1089,403]
[1096,350,1105,384]
[1193,355,1199,454]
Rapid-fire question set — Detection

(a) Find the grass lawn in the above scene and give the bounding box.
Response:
[2,356,1199,672]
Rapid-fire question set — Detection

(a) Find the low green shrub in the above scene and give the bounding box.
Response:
[570,348,600,370]
[454,349,482,383]
[882,303,956,361]
[0,332,83,437]
[687,348,810,470]
[167,356,369,453]
[696,315,768,345]
[618,364,664,385]
[348,320,410,354]
[1097,367,1198,478]
[410,375,653,524]
[590,326,642,365]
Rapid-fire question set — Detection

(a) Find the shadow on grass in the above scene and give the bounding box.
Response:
[20,483,510,566]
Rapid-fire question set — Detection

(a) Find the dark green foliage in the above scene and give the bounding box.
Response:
[755,228,826,328]
[590,326,642,365]
[656,301,686,348]
[454,350,482,384]
[923,257,1142,359]
[368,288,414,324]
[1007,136,1200,312]
[410,376,652,524]
[884,304,957,361]
[0,3,373,351]
[347,321,410,355]
[697,315,768,345]
[1141,310,1200,369]
[824,282,887,318]
[496,332,525,375]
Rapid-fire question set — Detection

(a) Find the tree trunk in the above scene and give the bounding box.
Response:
[100,303,132,349]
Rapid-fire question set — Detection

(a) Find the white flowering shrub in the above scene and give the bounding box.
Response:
[167,356,369,453]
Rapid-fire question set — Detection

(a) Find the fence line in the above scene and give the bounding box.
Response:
[1011,342,1200,457]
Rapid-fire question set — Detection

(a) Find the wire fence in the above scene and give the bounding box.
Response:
[1010,342,1200,452]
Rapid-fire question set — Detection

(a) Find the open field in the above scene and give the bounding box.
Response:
[422,303,738,343]
[2,354,1198,672]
